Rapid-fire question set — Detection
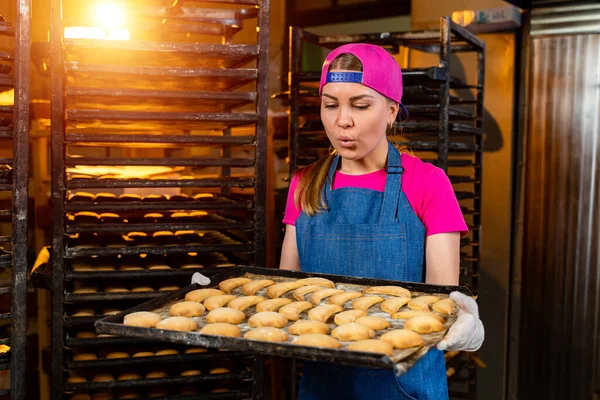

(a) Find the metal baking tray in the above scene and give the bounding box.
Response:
[96,266,470,376]
[64,40,259,69]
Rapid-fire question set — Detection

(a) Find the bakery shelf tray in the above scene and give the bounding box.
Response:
[96,266,470,376]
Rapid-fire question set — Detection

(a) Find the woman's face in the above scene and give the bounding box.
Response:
[321,70,398,164]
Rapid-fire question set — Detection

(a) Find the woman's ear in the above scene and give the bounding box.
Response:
[388,101,400,126]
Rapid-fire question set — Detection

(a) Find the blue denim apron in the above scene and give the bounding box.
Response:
[295,142,448,400]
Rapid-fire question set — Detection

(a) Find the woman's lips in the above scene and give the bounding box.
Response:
[337,136,355,148]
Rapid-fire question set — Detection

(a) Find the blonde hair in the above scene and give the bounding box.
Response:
[294,53,406,216]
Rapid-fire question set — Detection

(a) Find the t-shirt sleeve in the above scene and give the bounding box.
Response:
[282,173,302,226]
[420,168,469,236]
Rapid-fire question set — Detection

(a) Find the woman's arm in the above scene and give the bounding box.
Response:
[425,232,461,285]
[280,225,301,271]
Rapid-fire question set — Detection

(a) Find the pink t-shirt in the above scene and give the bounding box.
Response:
[283,153,468,237]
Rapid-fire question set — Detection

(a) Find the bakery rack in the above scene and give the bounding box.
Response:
[277,17,484,400]
[0,0,30,399]
[36,0,270,398]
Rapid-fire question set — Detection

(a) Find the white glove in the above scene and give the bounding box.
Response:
[436,291,484,352]
[191,272,211,286]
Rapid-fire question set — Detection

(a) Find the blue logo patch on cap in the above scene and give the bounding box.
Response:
[326,72,363,84]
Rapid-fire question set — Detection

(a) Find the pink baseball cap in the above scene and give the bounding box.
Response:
[319,43,408,120]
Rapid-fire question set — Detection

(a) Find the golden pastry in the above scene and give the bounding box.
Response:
[331,323,375,341]
[184,347,208,354]
[292,333,341,349]
[355,316,390,331]
[205,307,246,325]
[309,288,345,305]
[266,281,305,298]
[132,351,154,357]
[200,323,241,337]
[158,285,180,292]
[181,370,202,376]
[431,298,456,315]
[68,375,87,383]
[147,264,171,271]
[219,277,252,294]
[210,367,230,374]
[72,308,95,317]
[155,349,178,356]
[185,288,225,302]
[352,296,385,311]
[279,301,313,321]
[403,315,445,333]
[381,297,411,314]
[92,373,114,382]
[408,295,441,311]
[131,287,154,292]
[204,295,237,311]
[364,286,411,298]
[228,295,266,311]
[248,311,288,328]
[334,310,368,325]
[256,298,293,312]
[295,277,335,288]
[380,329,425,349]
[244,327,289,342]
[390,310,445,323]
[347,339,394,356]
[123,311,162,328]
[73,353,97,361]
[118,373,142,381]
[106,286,128,293]
[329,291,363,306]
[145,371,167,379]
[156,316,198,332]
[102,308,121,316]
[288,320,330,335]
[307,304,344,323]
[106,352,129,359]
[169,301,205,317]
[242,279,275,296]
[293,285,324,301]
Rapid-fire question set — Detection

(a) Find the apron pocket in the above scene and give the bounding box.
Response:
[349,223,409,281]
[390,370,420,400]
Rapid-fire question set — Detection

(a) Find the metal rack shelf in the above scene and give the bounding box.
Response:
[66,87,257,113]
[66,351,252,369]
[64,370,251,392]
[0,3,30,399]
[47,0,269,398]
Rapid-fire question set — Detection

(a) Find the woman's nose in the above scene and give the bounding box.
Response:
[337,107,353,128]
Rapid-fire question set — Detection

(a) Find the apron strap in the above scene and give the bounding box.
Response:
[322,154,341,206]
[380,142,404,222]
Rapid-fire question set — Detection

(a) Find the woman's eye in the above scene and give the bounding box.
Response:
[354,104,369,110]
[323,104,338,109]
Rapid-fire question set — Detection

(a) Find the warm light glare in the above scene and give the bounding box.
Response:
[0,90,14,106]
[95,2,125,29]
[64,26,130,41]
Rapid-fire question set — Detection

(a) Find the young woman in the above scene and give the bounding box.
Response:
[280,43,484,399]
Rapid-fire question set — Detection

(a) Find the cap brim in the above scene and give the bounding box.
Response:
[398,103,409,121]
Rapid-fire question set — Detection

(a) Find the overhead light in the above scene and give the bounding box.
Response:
[95,1,126,29]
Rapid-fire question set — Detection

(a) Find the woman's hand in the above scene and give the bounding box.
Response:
[437,291,484,352]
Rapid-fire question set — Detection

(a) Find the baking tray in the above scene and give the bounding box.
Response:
[96,266,470,376]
